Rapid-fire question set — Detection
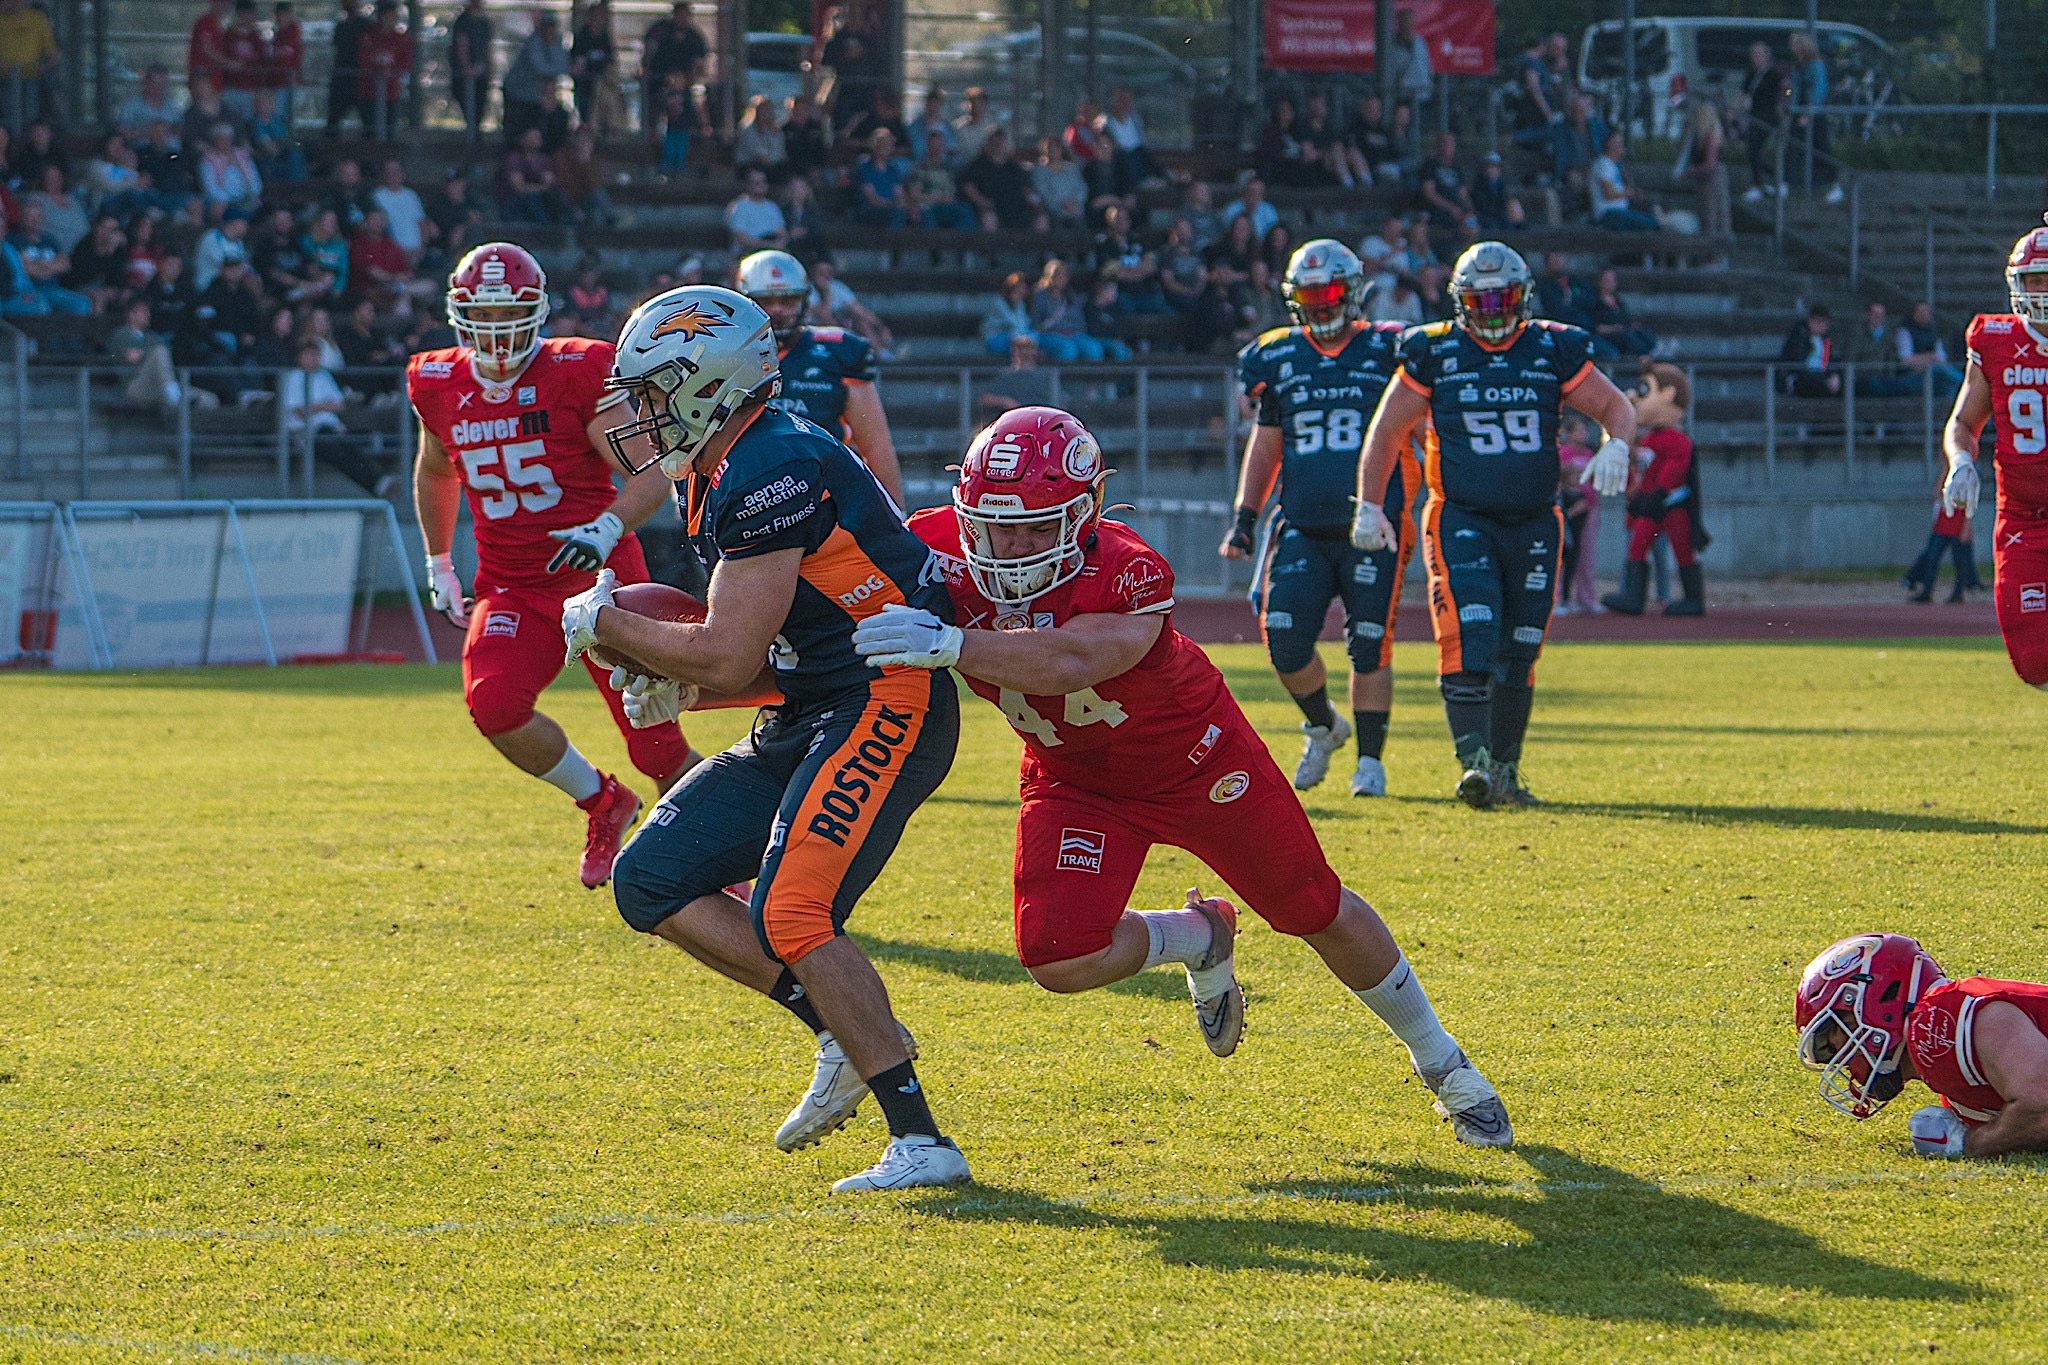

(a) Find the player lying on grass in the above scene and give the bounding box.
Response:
[850,405,1512,1147]
[563,285,968,1193]
[1796,932,2048,1159]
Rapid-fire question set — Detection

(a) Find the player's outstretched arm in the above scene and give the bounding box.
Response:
[1962,1002,2048,1158]
[590,548,801,694]
[1942,361,1994,518]
[842,383,906,508]
[1222,423,1282,560]
[955,612,1163,696]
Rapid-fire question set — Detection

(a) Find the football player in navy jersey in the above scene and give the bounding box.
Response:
[561,285,967,1193]
[734,249,906,506]
[1352,242,1634,808]
[1226,239,1418,798]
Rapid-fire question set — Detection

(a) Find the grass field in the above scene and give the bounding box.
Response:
[5,638,2048,1362]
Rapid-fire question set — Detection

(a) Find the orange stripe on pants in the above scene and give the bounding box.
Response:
[1420,495,1464,677]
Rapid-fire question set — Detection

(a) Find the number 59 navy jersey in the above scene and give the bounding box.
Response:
[1397,319,1597,520]
[1239,323,1414,531]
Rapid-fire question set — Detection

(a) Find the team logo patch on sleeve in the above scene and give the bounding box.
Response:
[1056,828,1106,873]
[483,611,519,638]
[1208,771,1251,804]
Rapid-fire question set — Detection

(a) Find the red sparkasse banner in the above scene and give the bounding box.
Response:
[1263,0,1495,77]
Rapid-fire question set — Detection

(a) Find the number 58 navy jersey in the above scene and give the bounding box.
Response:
[1239,323,1414,531]
[1397,319,1597,520]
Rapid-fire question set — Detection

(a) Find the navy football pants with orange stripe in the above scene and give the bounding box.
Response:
[1257,522,1412,675]
[610,669,959,962]
[1422,500,1561,682]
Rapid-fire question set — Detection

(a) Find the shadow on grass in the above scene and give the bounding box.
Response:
[911,1145,1983,1328]
[859,935,1187,1002]
[1546,801,2048,836]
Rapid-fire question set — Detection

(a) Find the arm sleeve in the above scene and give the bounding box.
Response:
[713,454,833,560]
[1236,337,1264,401]
[1396,327,1435,392]
[839,332,876,384]
[1555,325,1599,392]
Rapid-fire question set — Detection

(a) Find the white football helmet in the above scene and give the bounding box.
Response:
[1283,239,1368,343]
[1450,240,1535,347]
[606,286,781,478]
[734,249,810,344]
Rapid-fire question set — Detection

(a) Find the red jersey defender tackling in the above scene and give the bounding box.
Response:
[851,406,1512,1147]
[410,243,701,889]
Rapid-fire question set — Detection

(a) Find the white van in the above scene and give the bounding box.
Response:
[1576,17,1895,138]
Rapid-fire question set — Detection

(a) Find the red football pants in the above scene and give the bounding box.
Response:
[461,536,694,781]
[1626,509,1695,566]
[1992,506,2048,687]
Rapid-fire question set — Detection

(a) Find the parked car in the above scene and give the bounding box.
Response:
[910,26,1206,146]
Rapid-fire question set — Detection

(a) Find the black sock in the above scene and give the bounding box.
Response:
[1439,673,1492,767]
[1491,682,1535,764]
[866,1058,940,1139]
[769,969,826,1036]
[1353,709,1390,760]
[1291,688,1338,729]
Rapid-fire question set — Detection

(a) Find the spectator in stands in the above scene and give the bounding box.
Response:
[371,158,428,262]
[108,299,187,412]
[1592,131,1660,231]
[805,255,892,358]
[727,166,789,250]
[121,215,165,290]
[1099,85,1166,196]
[1157,218,1205,318]
[1358,214,1405,286]
[299,206,349,299]
[977,333,1052,413]
[118,66,183,147]
[1203,211,1256,294]
[141,252,198,347]
[980,269,1033,356]
[1778,304,1840,397]
[1741,40,1787,203]
[502,9,566,144]
[14,118,59,187]
[845,90,909,154]
[1347,94,1401,186]
[959,129,1045,232]
[218,0,269,121]
[1029,258,1100,362]
[1257,99,1318,189]
[906,135,974,231]
[1177,179,1221,251]
[553,126,616,227]
[782,95,830,183]
[269,2,303,125]
[426,171,484,257]
[136,121,197,213]
[357,0,411,139]
[198,122,263,219]
[1259,222,1293,278]
[337,294,403,388]
[1472,153,1525,231]
[1842,300,1914,397]
[733,96,788,180]
[1243,257,1288,333]
[1535,250,1590,327]
[319,158,374,230]
[88,132,157,219]
[1222,174,1277,241]
[449,0,492,139]
[348,208,423,310]
[1558,93,1606,199]
[193,254,262,364]
[781,175,825,249]
[1686,95,1732,238]
[1095,204,1165,314]
[0,206,46,316]
[252,302,298,367]
[1032,137,1088,230]
[907,88,953,167]
[189,0,231,98]
[252,205,331,302]
[1417,263,1453,322]
[1899,301,1963,400]
[0,0,56,123]
[289,340,394,492]
[193,206,250,290]
[1555,412,1599,614]
[1586,269,1656,357]
[24,166,88,251]
[1301,93,1360,190]
[1369,272,1422,326]
[655,73,703,176]
[61,213,128,311]
[1417,131,1475,231]
[849,128,909,230]
[248,88,305,185]
[569,0,624,143]
[296,304,343,368]
[821,7,886,137]
[1511,33,1570,181]
[1788,30,1841,206]
[498,127,569,224]
[1064,97,1107,199]
[1187,271,1238,355]
[324,0,370,134]
[568,256,611,335]
[640,1,707,156]
[1388,7,1433,127]
[530,76,574,153]
[953,86,1004,165]
[1085,278,1133,360]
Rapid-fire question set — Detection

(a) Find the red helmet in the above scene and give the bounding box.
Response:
[954,406,1107,605]
[447,242,550,375]
[2008,217,2048,325]
[1794,933,1946,1119]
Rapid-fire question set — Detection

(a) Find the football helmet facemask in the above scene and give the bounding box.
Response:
[1794,932,1946,1119]
[1450,240,1535,348]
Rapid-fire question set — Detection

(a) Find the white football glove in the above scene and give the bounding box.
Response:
[424,552,471,629]
[1583,437,1632,497]
[1350,500,1394,552]
[607,665,695,729]
[561,567,618,665]
[1907,1104,1968,1159]
[851,602,964,669]
[1942,458,1981,520]
[546,511,626,573]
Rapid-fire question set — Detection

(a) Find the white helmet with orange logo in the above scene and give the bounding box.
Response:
[605,285,781,477]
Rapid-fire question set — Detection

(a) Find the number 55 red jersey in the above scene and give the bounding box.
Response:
[407,336,628,592]
[1966,314,2048,512]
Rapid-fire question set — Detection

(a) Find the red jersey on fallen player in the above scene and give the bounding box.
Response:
[1965,315,2048,510]
[407,337,625,593]
[907,507,1245,798]
[1905,976,2048,1124]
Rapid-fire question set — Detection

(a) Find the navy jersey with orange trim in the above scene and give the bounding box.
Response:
[679,406,947,705]
[1239,322,1413,530]
[770,325,875,435]
[1398,319,1597,519]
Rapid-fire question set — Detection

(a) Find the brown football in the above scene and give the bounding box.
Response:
[588,581,707,681]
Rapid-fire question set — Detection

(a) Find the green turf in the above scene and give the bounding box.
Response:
[3,639,2046,1362]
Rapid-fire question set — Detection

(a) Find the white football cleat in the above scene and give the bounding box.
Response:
[1293,714,1353,790]
[1350,754,1386,797]
[830,1133,972,1193]
[775,1022,917,1152]
[1186,894,1244,1058]
[1418,1049,1514,1148]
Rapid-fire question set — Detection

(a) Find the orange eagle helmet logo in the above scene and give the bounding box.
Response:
[649,303,731,343]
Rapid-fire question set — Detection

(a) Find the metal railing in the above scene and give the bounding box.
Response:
[1789,103,2048,203]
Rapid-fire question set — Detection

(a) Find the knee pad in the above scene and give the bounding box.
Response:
[464,674,536,737]
[1264,614,1319,675]
[1344,618,1388,673]
[1439,671,1492,705]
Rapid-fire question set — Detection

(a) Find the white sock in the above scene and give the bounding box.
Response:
[1138,908,1217,970]
[537,744,603,802]
[1352,952,1460,1075]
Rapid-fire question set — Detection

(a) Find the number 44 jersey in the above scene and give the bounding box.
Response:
[907,506,1243,798]
[407,337,629,592]
[1966,314,2048,509]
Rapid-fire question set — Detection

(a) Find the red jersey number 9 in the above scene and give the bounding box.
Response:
[459,439,564,520]
[2009,389,2048,455]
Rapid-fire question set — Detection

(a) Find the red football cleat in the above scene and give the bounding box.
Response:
[576,774,641,889]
